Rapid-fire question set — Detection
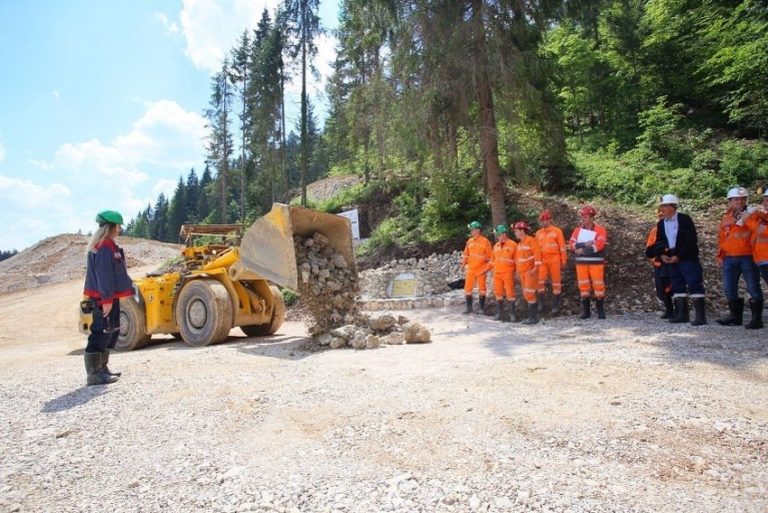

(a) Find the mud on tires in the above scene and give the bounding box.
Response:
[175,279,233,347]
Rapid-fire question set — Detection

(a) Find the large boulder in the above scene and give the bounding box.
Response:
[403,322,431,344]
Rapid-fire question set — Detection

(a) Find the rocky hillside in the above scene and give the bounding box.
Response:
[0,234,182,295]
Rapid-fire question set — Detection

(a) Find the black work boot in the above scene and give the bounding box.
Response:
[537,292,546,313]
[522,302,539,325]
[494,299,505,321]
[85,352,118,386]
[463,295,473,314]
[579,297,591,319]
[551,295,561,316]
[670,297,689,324]
[660,292,674,319]
[595,298,606,319]
[745,299,764,329]
[691,298,707,326]
[478,295,486,315]
[101,349,121,377]
[508,300,518,322]
[717,298,744,326]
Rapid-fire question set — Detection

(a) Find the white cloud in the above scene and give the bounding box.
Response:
[0,101,208,250]
[154,12,179,35]
[179,0,280,73]
[0,175,70,208]
[54,100,207,184]
[152,178,179,198]
[30,159,54,171]
[52,90,60,101]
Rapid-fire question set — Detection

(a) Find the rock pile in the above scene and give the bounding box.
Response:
[294,232,362,336]
[293,234,431,349]
[359,251,463,299]
[315,314,432,349]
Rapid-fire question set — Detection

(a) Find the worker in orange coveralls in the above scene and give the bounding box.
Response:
[716,187,763,329]
[750,190,768,298]
[569,206,608,320]
[462,221,492,314]
[489,224,518,322]
[513,221,542,325]
[535,210,567,315]
[646,208,673,319]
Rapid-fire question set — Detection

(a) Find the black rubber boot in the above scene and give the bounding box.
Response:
[551,295,561,316]
[669,297,689,324]
[101,349,121,377]
[508,300,519,323]
[522,302,539,325]
[494,299,505,321]
[745,299,764,329]
[478,296,486,315]
[85,352,118,386]
[717,298,744,326]
[579,298,591,319]
[595,298,606,319]
[691,298,707,326]
[463,295,473,314]
[537,293,546,313]
[660,292,674,319]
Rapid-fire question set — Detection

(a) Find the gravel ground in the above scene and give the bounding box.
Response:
[1,285,767,513]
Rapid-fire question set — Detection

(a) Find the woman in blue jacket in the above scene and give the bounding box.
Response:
[82,210,135,385]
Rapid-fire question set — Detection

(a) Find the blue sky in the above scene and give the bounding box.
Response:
[0,0,339,251]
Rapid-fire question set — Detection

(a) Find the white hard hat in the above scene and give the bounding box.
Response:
[726,186,749,199]
[659,194,679,206]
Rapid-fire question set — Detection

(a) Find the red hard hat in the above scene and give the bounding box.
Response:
[513,221,530,231]
[539,210,552,221]
[580,205,597,217]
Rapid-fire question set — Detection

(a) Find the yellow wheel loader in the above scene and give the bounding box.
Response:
[79,203,356,350]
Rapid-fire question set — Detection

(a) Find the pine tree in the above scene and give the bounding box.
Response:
[205,60,234,223]
[284,0,321,206]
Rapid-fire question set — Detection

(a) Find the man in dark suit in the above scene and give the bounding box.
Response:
[645,194,707,326]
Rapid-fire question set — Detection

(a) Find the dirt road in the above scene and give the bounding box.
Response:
[1,273,766,513]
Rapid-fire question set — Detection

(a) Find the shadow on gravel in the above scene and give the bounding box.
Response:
[390,307,768,372]
[41,386,109,413]
[232,334,312,361]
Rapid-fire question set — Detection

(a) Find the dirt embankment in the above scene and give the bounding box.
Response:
[0,235,183,295]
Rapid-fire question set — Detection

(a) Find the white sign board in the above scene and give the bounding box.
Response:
[337,208,360,240]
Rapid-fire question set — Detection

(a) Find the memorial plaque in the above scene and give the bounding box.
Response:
[388,272,417,298]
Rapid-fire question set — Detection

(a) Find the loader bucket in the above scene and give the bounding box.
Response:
[230,203,357,291]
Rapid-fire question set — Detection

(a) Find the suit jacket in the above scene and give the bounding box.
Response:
[645,212,700,262]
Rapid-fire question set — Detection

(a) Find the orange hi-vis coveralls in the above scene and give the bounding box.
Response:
[748,212,768,266]
[569,224,608,299]
[535,224,567,295]
[718,210,754,263]
[490,239,517,300]
[515,235,542,303]
[462,234,493,296]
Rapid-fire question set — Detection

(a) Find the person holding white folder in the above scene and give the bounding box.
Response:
[569,206,608,319]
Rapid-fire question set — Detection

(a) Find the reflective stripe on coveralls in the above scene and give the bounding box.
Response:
[491,240,517,300]
[516,235,542,303]
[463,235,492,295]
[536,225,567,294]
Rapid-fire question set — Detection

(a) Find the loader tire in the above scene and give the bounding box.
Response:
[116,297,151,351]
[176,279,233,347]
[241,286,285,337]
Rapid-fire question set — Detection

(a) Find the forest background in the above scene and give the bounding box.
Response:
[118,0,768,260]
